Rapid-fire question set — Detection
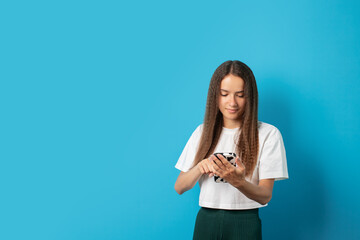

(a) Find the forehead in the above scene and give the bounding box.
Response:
[220,74,244,91]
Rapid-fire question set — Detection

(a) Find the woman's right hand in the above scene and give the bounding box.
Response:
[197,158,216,177]
[175,157,214,195]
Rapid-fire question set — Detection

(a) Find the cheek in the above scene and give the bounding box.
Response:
[218,98,225,108]
[239,99,246,107]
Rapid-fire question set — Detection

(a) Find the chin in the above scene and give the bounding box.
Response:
[225,115,240,120]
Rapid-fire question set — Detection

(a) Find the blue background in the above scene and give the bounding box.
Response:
[1,0,359,239]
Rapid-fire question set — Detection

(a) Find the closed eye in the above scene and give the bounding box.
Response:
[221,94,244,98]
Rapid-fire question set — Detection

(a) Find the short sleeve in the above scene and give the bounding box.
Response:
[259,128,289,181]
[175,124,202,172]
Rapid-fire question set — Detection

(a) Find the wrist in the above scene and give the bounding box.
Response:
[235,178,246,189]
[195,163,202,175]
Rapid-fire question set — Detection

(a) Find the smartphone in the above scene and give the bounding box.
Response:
[212,152,237,183]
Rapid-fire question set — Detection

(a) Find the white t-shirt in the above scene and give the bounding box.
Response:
[175,121,289,210]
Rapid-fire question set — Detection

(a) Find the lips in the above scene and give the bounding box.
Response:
[227,108,238,113]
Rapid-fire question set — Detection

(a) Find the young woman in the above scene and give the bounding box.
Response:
[174,60,289,240]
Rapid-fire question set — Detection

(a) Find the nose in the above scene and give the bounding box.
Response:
[229,96,238,106]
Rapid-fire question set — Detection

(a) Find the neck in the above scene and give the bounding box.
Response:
[223,120,242,129]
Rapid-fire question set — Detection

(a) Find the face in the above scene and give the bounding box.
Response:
[218,74,246,128]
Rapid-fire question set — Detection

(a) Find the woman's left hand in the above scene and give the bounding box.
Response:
[209,154,246,187]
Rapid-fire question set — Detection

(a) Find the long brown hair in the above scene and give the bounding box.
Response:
[190,60,259,178]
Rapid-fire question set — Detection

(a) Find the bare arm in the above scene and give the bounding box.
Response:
[234,178,274,205]
[174,158,215,195]
[174,166,202,195]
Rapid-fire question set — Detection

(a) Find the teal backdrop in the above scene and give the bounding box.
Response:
[1,0,359,239]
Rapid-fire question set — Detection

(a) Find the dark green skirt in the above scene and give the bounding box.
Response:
[193,207,262,240]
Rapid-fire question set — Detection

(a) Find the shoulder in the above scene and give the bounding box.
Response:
[258,121,283,141]
[195,123,204,132]
[195,123,204,135]
[189,123,204,138]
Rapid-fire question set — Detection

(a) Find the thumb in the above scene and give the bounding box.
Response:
[235,157,244,167]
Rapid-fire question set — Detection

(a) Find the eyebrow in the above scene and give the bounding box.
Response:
[220,89,244,93]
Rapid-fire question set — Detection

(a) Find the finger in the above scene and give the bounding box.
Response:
[204,159,214,173]
[218,154,233,168]
[198,165,205,174]
[210,159,223,175]
[207,157,217,172]
[214,153,228,166]
[208,155,217,164]
[203,163,211,174]
[213,169,222,177]
[209,161,217,173]
[210,166,219,176]
[213,154,228,168]
[235,157,245,168]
